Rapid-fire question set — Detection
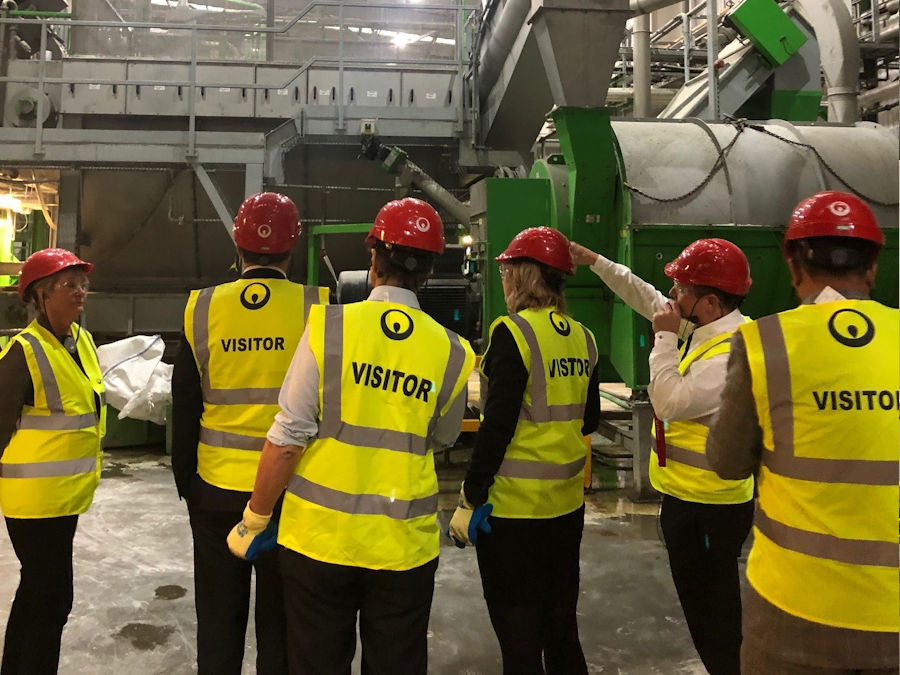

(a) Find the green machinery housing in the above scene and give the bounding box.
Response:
[469,106,899,390]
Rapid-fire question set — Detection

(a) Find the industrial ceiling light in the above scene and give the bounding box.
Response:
[0,194,25,214]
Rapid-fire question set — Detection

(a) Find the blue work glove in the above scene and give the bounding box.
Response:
[227,503,278,561]
[447,484,493,547]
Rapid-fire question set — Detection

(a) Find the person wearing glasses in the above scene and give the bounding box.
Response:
[569,238,754,675]
[449,227,601,675]
[0,248,105,675]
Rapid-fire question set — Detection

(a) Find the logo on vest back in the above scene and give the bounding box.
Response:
[549,311,571,336]
[240,283,271,310]
[827,309,874,348]
[380,309,414,340]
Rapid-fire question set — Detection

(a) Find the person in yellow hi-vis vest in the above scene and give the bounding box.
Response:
[570,237,754,675]
[0,248,104,675]
[226,197,475,675]
[172,192,328,675]
[449,227,601,675]
[707,190,899,675]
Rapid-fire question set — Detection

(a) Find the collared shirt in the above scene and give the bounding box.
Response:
[706,286,897,667]
[649,309,745,421]
[267,284,466,451]
[588,253,738,422]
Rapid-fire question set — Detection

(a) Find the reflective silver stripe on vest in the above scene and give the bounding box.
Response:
[18,333,98,430]
[192,286,216,398]
[199,426,265,451]
[18,412,97,431]
[319,305,460,455]
[0,456,96,479]
[508,314,592,424]
[303,286,321,324]
[288,475,438,520]
[660,441,713,471]
[204,388,281,405]
[758,315,897,486]
[427,328,468,436]
[519,402,585,422]
[496,455,586,480]
[755,504,898,568]
[192,285,288,406]
[19,332,64,412]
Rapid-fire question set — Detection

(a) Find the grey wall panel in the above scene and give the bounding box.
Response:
[61,60,126,115]
[126,62,190,115]
[255,66,305,118]
[402,71,457,109]
[195,65,255,117]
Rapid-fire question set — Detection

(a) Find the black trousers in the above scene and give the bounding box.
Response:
[188,506,287,675]
[475,505,587,675]
[279,548,438,675]
[1,515,78,675]
[659,494,754,675]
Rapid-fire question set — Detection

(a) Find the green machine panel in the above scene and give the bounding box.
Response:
[728,0,807,67]
[477,178,552,346]
[613,226,899,388]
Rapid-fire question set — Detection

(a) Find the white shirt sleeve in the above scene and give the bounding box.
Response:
[589,255,669,320]
[431,389,466,451]
[647,331,729,421]
[267,328,320,447]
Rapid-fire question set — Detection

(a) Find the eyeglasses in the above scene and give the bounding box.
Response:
[57,279,90,293]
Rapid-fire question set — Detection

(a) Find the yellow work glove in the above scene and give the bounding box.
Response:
[448,484,492,548]
[227,503,277,561]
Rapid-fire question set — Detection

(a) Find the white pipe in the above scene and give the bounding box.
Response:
[706,0,719,119]
[630,0,683,15]
[798,0,859,123]
[633,13,652,117]
[858,79,899,109]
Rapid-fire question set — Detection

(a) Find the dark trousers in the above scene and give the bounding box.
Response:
[279,548,438,675]
[1,515,78,675]
[189,506,287,675]
[660,494,754,675]
[475,505,587,675]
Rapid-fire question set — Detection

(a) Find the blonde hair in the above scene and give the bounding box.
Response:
[503,260,567,314]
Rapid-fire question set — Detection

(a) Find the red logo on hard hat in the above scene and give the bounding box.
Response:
[828,201,851,217]
[414,216,430,233]
[257,224,272,239]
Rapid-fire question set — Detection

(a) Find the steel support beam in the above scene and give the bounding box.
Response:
[192,162,234,238]
[57,169,79,252]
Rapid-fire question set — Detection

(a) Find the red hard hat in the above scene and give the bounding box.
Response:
[664,238,752,295]
[785,191,884,251]
[18,248,93,299]
[366,198,445,254]
[233,192,300,254]
[495,226,575,275]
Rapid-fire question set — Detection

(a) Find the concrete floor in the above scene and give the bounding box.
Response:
[0,448,727,674]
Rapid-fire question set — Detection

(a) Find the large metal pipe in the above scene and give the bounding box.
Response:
[476,0,531,100]
[630,0,683,15]
[797,0,859,123]
[632,13,652,117]
[706,0,719,119]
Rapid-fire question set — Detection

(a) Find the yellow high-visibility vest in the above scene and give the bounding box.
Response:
[0,320,106,518]
[742,300,899,632]
[185,278,328,492]
[650,329,754,504]
[279,301,475,571]
[484,308,597,519]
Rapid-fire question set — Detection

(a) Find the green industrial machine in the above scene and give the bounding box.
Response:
[471,106,898,390]
[469,106,898,498]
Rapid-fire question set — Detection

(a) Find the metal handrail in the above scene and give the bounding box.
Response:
[0,1,471,157]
